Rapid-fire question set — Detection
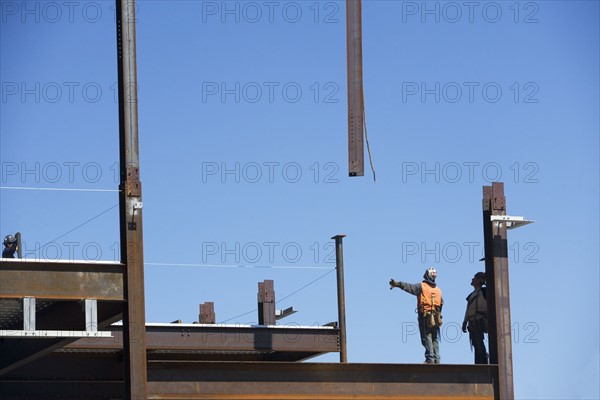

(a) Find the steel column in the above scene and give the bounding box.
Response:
[199,302,215,324]
[258,280,276,325]
[115,0,147,398]
[346,0,365,177]
[482,182,514,399]
[332,234,348,363]
[15,232,22,259]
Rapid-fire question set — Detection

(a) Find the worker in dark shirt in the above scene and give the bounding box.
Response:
[2,235,18,258]
[462,272,489,364]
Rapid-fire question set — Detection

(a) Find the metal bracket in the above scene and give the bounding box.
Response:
[490,215,534,230]
[85,299,98,333]
[23,297,35,331]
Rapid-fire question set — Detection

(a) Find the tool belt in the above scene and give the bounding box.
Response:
[468,315,488,334]
[424,311,443,329]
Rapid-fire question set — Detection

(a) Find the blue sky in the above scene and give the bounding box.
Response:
[1,1,599,398]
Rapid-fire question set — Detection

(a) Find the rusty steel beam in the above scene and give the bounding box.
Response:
[0,259,124,300]
[332,234,348,363]
[0,362,496,399]
[482,182,514,399]
[65,324,340,357]
[115,0,147,397]
[346,0,365,177]
[146,362,496,399]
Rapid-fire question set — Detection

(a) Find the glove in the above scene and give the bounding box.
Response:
[389,279,398,290]
[462,321,468,333]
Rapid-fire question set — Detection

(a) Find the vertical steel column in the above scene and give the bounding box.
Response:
[116,0,147,398]
[15,232,22,259]
[346,0,364,177]
[482,182,514,399]
[332,234,348,363]
[200,302,215,324]
[258,280,276,325]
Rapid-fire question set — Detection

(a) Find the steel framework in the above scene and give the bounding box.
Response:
[0,1,524,398]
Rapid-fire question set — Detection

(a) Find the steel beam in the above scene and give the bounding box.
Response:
[0,362,496,399]
[0,260,124,300]
[482,182,514,399]
[346,0,365,176]
[146,362,496,399]
[115,0,147,397]
[332,234,348,363]
[65,324,339,358]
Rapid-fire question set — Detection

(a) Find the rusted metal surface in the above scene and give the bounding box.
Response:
[346,0,365,177]
[332,234,348,363]
[64,324,339,360]
[482,182,514,399]
[0,259,124,300]
[0,362,496,399]
[199,302,215,324]
[116,0,147,397]
[146,362,496,399]
[257,280,275,325]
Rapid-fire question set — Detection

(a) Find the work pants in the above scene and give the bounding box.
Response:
[419,316,440,363]
[468,318,488,364]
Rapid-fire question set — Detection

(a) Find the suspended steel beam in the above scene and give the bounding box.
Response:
[482,182,514,399]
[115,0,147,398]
[346,0,365,177]
[0,259,124,300]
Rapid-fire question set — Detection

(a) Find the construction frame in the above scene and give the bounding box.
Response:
[0,1,525,399]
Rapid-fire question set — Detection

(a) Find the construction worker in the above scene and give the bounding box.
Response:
[2,234,18,258]
[462,272,488,364]
[390,268,443,364]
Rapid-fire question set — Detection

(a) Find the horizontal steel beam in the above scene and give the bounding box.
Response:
[0,259,124,300]
[0,362,496,399]
[66,324,340,358]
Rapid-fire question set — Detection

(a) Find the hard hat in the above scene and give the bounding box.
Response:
[3,235,16,245]
[474,272,486,284]
[424,267,437,281]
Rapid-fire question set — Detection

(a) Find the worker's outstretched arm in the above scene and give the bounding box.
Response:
[389,279,420,296]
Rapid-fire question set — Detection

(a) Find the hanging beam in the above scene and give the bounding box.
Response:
[346,0,365,177]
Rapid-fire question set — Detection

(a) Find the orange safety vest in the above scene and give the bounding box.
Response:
[418,282,442,314]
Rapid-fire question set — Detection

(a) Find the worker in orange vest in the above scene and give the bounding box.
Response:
[390,268,443,364]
